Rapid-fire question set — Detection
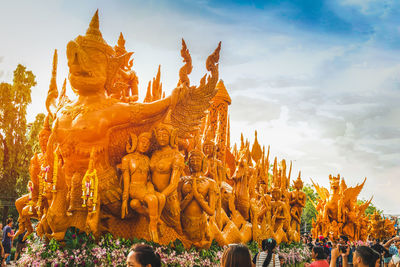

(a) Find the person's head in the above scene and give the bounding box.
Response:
[262,238,277,252]
[221,244,252,267]
[6,218,13,226]
[394,238,400,249]
[312,246,326,260]
[126,244,161,267]
[374,238,380,244]
[260,239,278,267]
[353,246,380,267]
[339,235,349,245]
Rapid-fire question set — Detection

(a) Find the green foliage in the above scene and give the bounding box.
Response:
[247,240,259,255]
[300,184,318,233]
[357,199,382,215]
[0,64,37,201]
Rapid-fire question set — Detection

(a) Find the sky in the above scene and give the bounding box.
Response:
[0,0,399,214]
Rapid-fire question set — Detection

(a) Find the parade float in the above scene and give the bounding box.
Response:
[311,175,372,241]
[15,10,313,266]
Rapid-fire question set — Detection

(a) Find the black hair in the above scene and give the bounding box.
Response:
[340,235,349,242]
[6,218,12,225]
[313,246,326,260]
[355,246,380,267]
[221,244,252,267]
[261,238,277,267]
[130,244,161,267]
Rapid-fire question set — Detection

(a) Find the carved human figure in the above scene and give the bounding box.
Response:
[289,173,306,234]
[15,116,52,241]
[270,187,288,243]
[178,149,216,248]
[120,132,165,242]
[202,137,224,228]
[150,123,185,234]
[231,154,250,220]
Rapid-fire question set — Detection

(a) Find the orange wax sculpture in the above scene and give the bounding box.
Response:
[15,10,310,248]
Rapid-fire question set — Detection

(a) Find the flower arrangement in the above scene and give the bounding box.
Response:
[278,242,312,266]
[18,228,311,267]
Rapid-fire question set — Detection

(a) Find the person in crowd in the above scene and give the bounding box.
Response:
[252,238,281,267]
[126,244,162,267]
[279,255,286,267]
[221,243,252,267]
[330,243,350,267]
[371,238,385,267]
[385,236,400,267]
[307,237,315,251]
[305,246,329,267]
[348,244,356,267]
[1,218,14,266]
[14,230,26,261]
[0,223,3,267]
[335,235,351,267]
[352,246,380,267]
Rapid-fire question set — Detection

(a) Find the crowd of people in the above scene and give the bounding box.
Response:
[2,215,400,267]
[125,234,400,267]
[302,235,400,267]
[1,218,26,266]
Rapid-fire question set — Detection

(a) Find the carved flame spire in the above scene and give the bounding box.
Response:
[46,49,58,118]
[86,9,101,38]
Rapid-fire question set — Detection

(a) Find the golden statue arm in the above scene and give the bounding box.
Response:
[179,189,194,211]
[161,167,180,197]
[121,158,130,202]
[193,181,216,216]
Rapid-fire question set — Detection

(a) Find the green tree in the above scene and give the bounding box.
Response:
[300,184,318,233]
[15,113,46,196]
[0,64,36,223]
[357,199,382,216]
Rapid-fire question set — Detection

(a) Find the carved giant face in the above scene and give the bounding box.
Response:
[137,136,150,153]
[67,42,108,95]
[188,154,202,173]
[155,128,170,147]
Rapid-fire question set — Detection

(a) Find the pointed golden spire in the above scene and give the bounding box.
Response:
[118,32,126,50]
[273,157,278,185]
[213,80,231,105]
[46,49,58,118]
[151,65,162,101]
[144,81,152,103]
[226,115,230,149]
[251,130,262,163]
[86,9,101,37]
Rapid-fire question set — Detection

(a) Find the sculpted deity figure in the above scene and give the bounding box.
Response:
[120,132,165,242]
[178,149,216,248]
[270,187,289,244]
[16,9,222,243]
[231,154,250,220]
[150,123,185,234]
[15,116,52,241]
[43,11,198,240]
[111,32,139,102]
[202,134,224,227]
[323,175,340,223]
[289,173,306,234]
